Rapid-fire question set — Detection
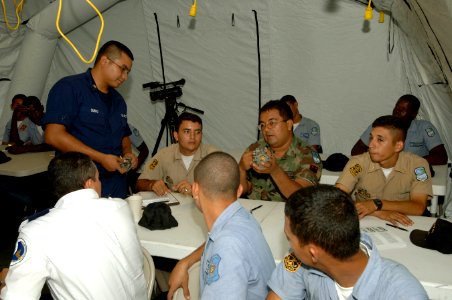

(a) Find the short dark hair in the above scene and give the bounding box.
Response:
[398,94,420,114]
[94,40,134,65]
[285,185,360,260]
[175,112,203,132]
[372,115,407,142]
[260,100,293,121]
[11,94,26,105]
[48,152,98,199]
[194,152,239,199]
[280,95,297,104]
[23,96,43,111]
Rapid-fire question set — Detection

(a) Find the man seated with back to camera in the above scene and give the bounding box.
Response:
[6,96,53,154]
[136,112,218,196]
[280,95,322,153]
[337,115,432,226]
[351,94,448,165]
[239,100,322,202]
[0,152,147,300]
[266,185,428,300]
[167,152,275,300]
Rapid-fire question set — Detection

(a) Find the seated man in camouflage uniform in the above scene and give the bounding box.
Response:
[239,100,322,201]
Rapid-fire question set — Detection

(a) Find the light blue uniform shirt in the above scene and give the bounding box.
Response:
[268,234,428,299]
[360,119,443,157]
[200,201,275,300]
[2,117,44,145]
[293,116,321,147]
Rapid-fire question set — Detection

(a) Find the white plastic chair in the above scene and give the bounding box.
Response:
[172,261,201,300]
[142,247,156,299]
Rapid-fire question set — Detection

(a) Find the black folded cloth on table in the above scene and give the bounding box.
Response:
[322,153,349,172]
[139,202,178,230]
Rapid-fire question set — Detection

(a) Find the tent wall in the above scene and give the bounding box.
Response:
[1,0,451,158]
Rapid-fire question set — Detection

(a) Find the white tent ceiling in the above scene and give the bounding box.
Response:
[1,0,451,158]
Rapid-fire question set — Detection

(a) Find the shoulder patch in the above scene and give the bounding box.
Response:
[414,167,428,181]
[311,127,319,136]
[149,159,158,170]
[206,254,221,285]
[349,164,362,177]
[425,127,435,137]
[132,127,139,136]
[311,151,321,164]
[284,252,301,272]
[11,238,27,266]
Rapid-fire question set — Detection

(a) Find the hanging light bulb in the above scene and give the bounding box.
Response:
[364,0,373,21]
[189,0,197,17]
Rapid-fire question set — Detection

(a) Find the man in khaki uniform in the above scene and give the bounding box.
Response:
[136,112,218,196]
[239,100,322,202]
[336,115,432,226]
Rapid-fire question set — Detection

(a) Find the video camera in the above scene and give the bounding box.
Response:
[142,78,185,101]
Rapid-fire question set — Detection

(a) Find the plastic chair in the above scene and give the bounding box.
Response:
[172,261,201,300]
[142,247,156,300]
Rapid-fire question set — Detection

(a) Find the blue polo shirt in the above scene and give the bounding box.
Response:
[200,201,275,299]
[43,69,131,198]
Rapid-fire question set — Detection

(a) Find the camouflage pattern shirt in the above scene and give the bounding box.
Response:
[246,137,322,201]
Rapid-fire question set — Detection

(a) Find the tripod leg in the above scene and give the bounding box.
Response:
[152,117,167,156]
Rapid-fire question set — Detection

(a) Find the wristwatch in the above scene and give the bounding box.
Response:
[373,198,383,211]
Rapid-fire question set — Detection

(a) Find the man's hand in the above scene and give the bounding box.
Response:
[355,200,377,219]
[151,179,171,196]
[239,150,254,172]
[6,145,28,154]
[173,180,192,195]
[373,210,413,226]
[100,154,122,172]
[167,260,191,300]
[123,152,138,170]
[1,268,8,290]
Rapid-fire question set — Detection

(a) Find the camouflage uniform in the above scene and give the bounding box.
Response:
[246,137,322,201]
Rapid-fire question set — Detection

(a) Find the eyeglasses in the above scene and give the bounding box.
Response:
[107,57,130,75]
[258,119,287,131]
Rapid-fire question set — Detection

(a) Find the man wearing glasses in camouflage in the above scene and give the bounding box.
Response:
[239,100,322,202]
[43,40,137,199]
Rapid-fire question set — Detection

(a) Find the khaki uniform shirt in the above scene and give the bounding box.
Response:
[138,143,219,184]
[337,152,432,201]
[247,137,322,202]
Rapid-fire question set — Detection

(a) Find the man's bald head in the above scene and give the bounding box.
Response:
[194,152,240,199]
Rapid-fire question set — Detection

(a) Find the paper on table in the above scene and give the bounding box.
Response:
[361,226,406,250]
[139,191,180,206]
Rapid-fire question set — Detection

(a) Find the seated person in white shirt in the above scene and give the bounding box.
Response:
[5,96,53,154]
[351,94,447,165]
[0,152,147,300]
[280,95,322,153]
[2,94,29,145]
[136,112,218,196]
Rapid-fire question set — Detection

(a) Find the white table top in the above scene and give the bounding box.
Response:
[138,195,452,298]
[320,164,448,196]
[0,146,54,177]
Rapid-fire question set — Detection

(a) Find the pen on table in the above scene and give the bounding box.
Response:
[250,205,263,214]
[385,223,408,232]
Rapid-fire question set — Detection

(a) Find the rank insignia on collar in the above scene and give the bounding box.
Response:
[11,238,27,266]
[149,159,158,170]
[349,164,362,177]
[284,252,301,272]
[414,167,428,181]
[205,254,221,285]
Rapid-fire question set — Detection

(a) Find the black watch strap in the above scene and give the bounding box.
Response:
[373,198,383,211]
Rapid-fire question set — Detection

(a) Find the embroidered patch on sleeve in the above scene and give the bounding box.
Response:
[284,252,301,272]
[311,127,319,136]
[149,159,158,170]
[206,254,221,285]
[349,164,362,176]
[11,238,27,266]
[425,127,435,137]
[311,151,321,164]
[414,167,428,181]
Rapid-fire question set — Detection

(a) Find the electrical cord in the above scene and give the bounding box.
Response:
[1,0,24,30]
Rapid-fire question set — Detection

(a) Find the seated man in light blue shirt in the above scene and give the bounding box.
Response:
[267,185,427,300]
[351,94,447,165]
[167,152,275,300]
